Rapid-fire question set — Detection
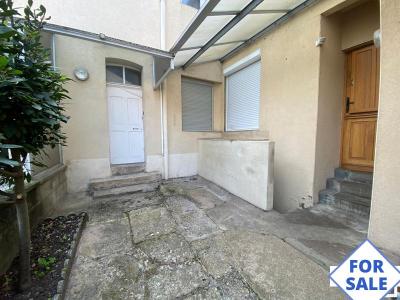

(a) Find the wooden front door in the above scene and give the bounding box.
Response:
[341,45,379,172]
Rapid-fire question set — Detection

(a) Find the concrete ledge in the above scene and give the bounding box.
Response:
[198,139,274,210]
[25,164,67,193]
[0,164,68,273]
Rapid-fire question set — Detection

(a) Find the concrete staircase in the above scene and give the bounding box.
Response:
[319,168,372,216]
[89,164,161,199]
[111,163,145,176]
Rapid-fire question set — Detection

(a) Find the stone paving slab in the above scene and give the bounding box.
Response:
[65,179,371,300]
[285,238,355,269]
[137,233,194,264]
[184,271,258,300]
[206,201,280,233]
[187,187,225,210]
[197,243,233,278]
[284,209,348,228]
[213,271,259,300]
[128,206,176,243]
[206,199,364,252]
[89,191,163,223]
[66,253,146,300]
[220,230,345,300]
[147,262,210,299]
[77,218,132,259]
[166,196,221,241]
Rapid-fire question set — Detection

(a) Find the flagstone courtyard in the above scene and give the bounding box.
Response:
[55,176,400,300]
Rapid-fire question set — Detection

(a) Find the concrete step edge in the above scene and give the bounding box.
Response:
[90,172,161,184]
[111,163,146,176]
[92,182,160,199]
[334,168,373,184]
[326,177,372,198]
[334,192,371,207]
[90,178,161,192]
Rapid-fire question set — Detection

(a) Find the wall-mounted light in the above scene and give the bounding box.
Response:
[73,67,89,81]
[373,29,381,48]
[315,36,326,47]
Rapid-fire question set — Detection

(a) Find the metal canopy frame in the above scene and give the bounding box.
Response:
[209,9,290,16]
[180,40,247,51]
[220,0,319,62]
[182,0,264,69]
[170,0,221,54]
[171,0,319,69]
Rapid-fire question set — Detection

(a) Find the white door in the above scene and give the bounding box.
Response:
[107,85,144,164]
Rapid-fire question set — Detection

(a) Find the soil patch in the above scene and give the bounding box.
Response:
[0,213,86,299]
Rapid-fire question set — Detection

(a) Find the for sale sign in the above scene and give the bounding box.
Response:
[330,240,400,300]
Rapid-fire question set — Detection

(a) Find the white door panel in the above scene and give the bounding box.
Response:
[108,86,144,164]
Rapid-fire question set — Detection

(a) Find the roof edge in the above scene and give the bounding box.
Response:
[43,23,174,59]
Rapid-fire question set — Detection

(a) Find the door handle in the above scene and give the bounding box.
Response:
[345,97,355,113]
[132,127,139,130]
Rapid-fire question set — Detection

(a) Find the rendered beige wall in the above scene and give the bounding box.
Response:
[314,0,379,208]
[313,0,379,204]
[55,35,163,192]
[166,62,224,178]
[368,0,400,255]
[223,4,322,212]
[313,14,344,204]
[15,0,196,49]
[222,0,379,212]
[57,39,225,188]
[340,0,380,50]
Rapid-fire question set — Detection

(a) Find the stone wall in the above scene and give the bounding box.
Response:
[0,164,67,273]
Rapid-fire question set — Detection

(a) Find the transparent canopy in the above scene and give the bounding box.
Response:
[172,0,308,67]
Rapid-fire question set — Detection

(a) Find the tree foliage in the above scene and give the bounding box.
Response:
[0,0,70,290]
[0,0,70,186]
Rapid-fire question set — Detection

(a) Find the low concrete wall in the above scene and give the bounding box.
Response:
[0,164,67,273]
[198,139,274,210]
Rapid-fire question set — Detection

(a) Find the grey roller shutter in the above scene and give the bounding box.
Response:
[226,60,261,131]
[182,79,212,131]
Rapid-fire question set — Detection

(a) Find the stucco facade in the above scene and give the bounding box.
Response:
[368,0,400,254]
[25,0,398,256]
[54,35,164,192]
[53,35,227,191]
[221,0,380,212]
[14,0,197,49]
[165,62,224,178]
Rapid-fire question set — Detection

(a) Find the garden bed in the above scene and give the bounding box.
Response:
[0,212,87,299]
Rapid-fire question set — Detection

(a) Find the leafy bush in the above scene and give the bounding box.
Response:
[0,0,70,290]
[0,0,70,186]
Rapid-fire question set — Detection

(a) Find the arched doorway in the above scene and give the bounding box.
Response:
[106,64,144,164]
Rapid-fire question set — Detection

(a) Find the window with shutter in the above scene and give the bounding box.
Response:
[226,60,261,131]
[181,78,213,132]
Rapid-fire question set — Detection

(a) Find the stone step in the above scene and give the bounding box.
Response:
[319,189,370,217]
[334,168,373,184]
[92,182,159,199]
[111,163,145,176]
[319,189,337,205]
[89,172,161,191]
[326,177,372,198]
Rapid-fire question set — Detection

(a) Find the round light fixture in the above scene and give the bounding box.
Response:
[73,67,89,81]
[373,29,381,48]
